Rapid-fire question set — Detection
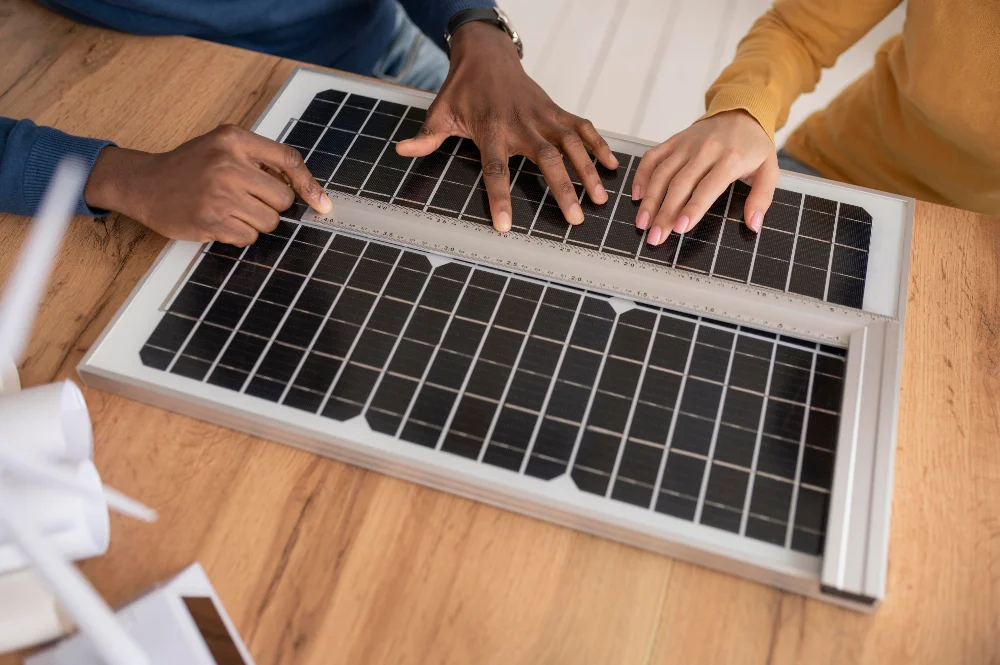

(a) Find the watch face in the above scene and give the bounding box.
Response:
[494,7,523,57]
[494,8,515,32]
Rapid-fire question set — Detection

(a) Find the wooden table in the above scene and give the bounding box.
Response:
[2,1,999,662]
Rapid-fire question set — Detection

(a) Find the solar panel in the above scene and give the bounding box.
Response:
[280,93,870,309]
[143,226,845,555]
[80,67,913,611]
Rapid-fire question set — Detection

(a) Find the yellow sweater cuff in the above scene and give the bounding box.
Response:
[698,86,783,144]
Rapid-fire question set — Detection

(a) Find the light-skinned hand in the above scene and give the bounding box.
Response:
[632,109,779,245]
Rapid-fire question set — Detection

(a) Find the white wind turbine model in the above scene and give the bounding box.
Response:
[0,159,155,664]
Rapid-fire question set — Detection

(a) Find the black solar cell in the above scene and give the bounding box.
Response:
[277,89,873,310]
[146,222,846,555]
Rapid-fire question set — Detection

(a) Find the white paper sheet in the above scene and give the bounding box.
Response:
[25,563,256,665]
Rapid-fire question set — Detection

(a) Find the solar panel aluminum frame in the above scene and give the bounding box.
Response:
[77,67,913,611]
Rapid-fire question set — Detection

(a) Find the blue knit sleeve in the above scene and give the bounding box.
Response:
[0,117,116,218]
[398,0,496,50]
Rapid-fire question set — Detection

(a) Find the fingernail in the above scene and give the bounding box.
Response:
[632,184,642,201]
[750,211,763,232]
[568,203,584,225]
[636,211,650,230]
[496,211,512,233]
[674,215,689,234]
[647,226,662,246]
[610,154,620,169]
[595,184,608,203]
[316,192,333,215]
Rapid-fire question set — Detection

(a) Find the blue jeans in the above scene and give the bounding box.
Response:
[777,149,823,178]
[372,2,451,93]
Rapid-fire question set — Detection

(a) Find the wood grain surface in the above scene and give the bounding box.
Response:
[1,1,998,663]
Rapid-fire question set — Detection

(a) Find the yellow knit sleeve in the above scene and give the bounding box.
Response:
[700,0,904,142]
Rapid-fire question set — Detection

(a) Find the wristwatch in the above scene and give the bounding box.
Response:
[445,7,524,59]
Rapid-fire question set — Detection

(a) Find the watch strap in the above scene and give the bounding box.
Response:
[445,8,523,58]
[446,8,502,39]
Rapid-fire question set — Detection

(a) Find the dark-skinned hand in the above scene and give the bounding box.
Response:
[396,21,619,233]
[84,124,333,247]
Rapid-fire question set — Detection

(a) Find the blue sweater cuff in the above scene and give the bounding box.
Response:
[24,126,116,218]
